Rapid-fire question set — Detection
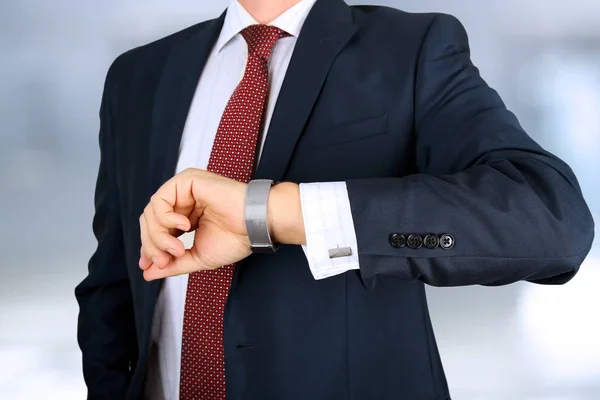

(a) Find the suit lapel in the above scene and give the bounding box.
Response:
[143,13,225,337]
[255,0,357,180]
[147,15,225,199]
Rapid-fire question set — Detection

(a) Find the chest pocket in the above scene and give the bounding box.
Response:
[300,114,387,150]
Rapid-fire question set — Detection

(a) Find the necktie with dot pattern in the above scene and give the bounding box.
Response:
[179,25,290,400]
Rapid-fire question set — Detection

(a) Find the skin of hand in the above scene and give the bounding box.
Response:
[139,168,305,281]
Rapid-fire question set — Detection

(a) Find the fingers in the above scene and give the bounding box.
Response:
[139,213,169,269]
[150,193,191,232]
[139,252,152,270]
[140,206,186,270]
[143,249,207,281]
[139,169,206,274]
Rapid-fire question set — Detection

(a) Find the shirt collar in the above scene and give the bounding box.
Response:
[215,0,318,52]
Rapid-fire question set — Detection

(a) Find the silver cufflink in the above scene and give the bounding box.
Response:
[328,246,352,259]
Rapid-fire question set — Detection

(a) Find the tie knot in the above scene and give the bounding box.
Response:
[241,24,290,60]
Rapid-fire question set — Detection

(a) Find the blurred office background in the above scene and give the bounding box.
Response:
[0,0,598,399]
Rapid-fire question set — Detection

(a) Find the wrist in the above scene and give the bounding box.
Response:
[267,182,306,245]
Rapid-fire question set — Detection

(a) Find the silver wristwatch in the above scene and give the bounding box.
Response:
[245,179,279,253]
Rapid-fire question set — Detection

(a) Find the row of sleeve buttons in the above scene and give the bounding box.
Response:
[389,233,455,250]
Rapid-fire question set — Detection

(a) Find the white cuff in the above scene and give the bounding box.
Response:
[299,182,360,280]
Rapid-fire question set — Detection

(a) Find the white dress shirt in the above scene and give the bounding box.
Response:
[146,1,359,398]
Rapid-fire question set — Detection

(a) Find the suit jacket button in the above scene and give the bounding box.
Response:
[439,234,455,250]
[407,234,423,249]
[389,233,406,248]
[423,234,439,249]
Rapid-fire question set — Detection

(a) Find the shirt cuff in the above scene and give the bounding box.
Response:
[299,181,360,280]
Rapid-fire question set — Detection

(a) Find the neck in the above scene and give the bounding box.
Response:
[238,0,303,24]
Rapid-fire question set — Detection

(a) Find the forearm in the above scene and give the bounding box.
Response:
[77,169,137,395]
[76,174,137,395]
[76,279,136,397]
[76,57,137,395]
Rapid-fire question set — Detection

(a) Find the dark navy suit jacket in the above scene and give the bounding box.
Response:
[75,0,595,399]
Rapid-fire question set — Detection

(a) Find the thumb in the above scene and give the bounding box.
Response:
[142,249,207,281]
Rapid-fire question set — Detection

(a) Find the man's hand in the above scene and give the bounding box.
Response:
[139,169,305,281]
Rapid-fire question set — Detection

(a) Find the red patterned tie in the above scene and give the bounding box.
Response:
[179,25,289,400]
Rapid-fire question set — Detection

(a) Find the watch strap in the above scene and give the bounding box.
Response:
[245,179,278,253]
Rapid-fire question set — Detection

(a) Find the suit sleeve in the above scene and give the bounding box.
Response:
[75,59,137,399]
[346,14,595,290]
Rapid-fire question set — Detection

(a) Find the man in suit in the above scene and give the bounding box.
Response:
[75,0,595,399]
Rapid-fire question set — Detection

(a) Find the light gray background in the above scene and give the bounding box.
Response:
[1,1,598,399]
